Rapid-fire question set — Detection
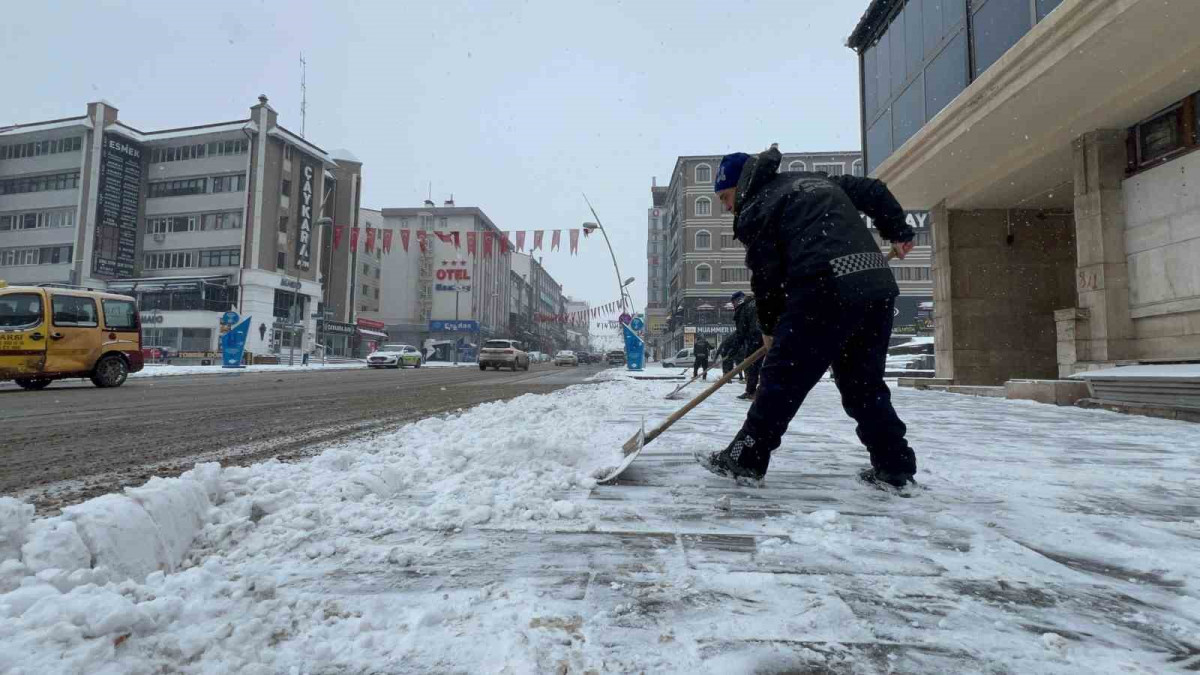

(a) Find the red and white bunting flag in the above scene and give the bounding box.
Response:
[365,227,376,252]
[349,227,360,252]
[482,232,493,257]
[417,230,429,253]
[467,231,477,256]
[500,232,509,254]
[400,229,411,252]
[453,231,461,249]
[569,229,579,254]
[333,225,345,250]
[382,229,393,254]
[551,230,561,251]
[516,231,526,251]
[533,230,544,250]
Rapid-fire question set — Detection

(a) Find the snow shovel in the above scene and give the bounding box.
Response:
[597,344,769,484]
[665,372,703,400]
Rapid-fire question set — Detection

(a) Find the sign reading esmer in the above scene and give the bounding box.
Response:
[93,133,143,279]
[296,160,316,271]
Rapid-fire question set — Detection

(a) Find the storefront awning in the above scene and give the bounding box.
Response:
[358,329,389,339]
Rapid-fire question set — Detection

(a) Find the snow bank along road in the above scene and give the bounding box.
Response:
[0,363,604,514]
[1,369,1197,673]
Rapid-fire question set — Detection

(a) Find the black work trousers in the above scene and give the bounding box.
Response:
[693,355,709,377]
[740,286,914,476]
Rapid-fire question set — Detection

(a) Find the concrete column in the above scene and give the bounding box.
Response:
[931,205,1077,385]
[1071,129,1133,362]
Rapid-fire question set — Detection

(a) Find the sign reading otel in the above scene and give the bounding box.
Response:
[296,159,316,271]
[434,260,471,293]
[93,134,143,279]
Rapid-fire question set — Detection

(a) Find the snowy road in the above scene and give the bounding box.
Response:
[0,363,604,514]
[1,371,1198,673]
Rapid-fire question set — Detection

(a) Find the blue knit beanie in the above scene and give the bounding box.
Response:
[715,152,751,192]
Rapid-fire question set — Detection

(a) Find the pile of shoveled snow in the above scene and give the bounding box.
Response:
[0,380,648,673]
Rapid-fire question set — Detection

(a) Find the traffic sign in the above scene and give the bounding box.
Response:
[220,311,240,326]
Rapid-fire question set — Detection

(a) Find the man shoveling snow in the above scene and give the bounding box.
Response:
[697,146,918,490]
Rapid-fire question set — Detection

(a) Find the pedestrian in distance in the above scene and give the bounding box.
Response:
[730,291,764,401]
[696,145,918,489]
[716,337,742,381]
[692,336,712,380]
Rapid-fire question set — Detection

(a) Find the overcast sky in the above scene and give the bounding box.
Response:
[2,0,865,311]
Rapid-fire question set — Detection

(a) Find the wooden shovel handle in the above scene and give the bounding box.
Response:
[623,344,769,453]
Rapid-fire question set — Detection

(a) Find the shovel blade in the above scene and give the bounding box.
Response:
[596,419,646,484]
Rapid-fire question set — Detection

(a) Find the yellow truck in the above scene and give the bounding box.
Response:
[0,281,144,390]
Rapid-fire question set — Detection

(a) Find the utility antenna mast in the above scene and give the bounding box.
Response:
[300,53,308,138]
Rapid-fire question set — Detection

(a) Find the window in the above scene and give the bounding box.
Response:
[1135,104,1186,166]
[971,0,1032,78]
[374,288,380,299]
[273,290,304,320]
[363,284,370,296]
[721,233,736,249]
[277,252,287,269]
[893,77,926,148]
[144,251,195,270]
[866,111,893,175]
[201,211,243,230]
[0,209,74,231]
[181,328,212,352]
[924,31,968,122]
[281,179,292,196]
[787,160,806,172]
[695,197,711,217]
[362,263,370,275]
[198,249,240,267]
[279,215,290,233]
[721,267,750,283]
[915,231,933,247]
[1036,0,1063,20]
[892,266,932,282]
[0,136,81,160]
[813,162,845,176]
[694,164,712,183]
[852,159,864,176]
[0,171,81,195]
[375,267,381,279]
[148,178,207,198]
[204,139,248,157]
[695,264,712,284]
[51,295,98,327]
[695,230,712,250]
[102,299,138,331]
[211,174,246,193]
[0,293,43,328]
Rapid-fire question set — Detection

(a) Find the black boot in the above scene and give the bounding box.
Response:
[695,429,771,482]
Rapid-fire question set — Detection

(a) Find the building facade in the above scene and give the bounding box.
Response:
[848,0,1200,384]
[373,202,511,358]
[657,150,919,353]
[0,96,350,361]
[511,252,566,355]
[564,297,590,350]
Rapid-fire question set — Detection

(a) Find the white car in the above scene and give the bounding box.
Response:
[661,347,694,368]
[554,350,579,367]
[367,344,423,369]
[479,339,531,371]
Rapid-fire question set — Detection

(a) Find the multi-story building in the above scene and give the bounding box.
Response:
[373,201,511,357]
[657,150,924,352]
[0,96,353,360]
[847,0,1200,384]
[564,297,590,350]
[511,252,565,355]
[645,182,669,359]
[508,268,535,349]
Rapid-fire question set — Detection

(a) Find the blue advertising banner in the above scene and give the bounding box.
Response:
[622,322,645,371]
[221,317,251,368]
[429,320,479,332]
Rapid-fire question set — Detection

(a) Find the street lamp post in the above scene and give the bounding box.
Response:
[582,194,632,313]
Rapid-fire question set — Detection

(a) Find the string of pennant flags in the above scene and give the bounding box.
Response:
[333,227,587,256]
[534,297,631,326]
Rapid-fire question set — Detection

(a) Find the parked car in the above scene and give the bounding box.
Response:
[606,350,625,366]
[578,352,597,364]
[661,347,694,368]
[479,339,531,371]
[554,350,579,367]
[0,281,144,390]
[367,344,423,368]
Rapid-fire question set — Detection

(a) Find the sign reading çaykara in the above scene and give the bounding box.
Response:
[296,160,316,271]
[93,134,143,279]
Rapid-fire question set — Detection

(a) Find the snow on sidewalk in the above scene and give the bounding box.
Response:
[130,360,476,378]
[1,374,1199,673]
